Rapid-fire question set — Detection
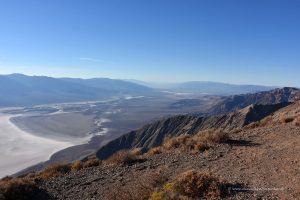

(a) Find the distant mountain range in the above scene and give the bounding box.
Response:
[126,80,275,95]
[0,74,151,107]
[0,74,279,107]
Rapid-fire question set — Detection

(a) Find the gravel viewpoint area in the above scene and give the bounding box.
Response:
[38,124,300,200]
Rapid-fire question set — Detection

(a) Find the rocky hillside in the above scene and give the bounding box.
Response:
[2,101,300,200]
[208,87,300,115]
[96,102,289,159]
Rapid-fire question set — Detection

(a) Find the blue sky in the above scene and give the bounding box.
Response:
[0,0,299,86]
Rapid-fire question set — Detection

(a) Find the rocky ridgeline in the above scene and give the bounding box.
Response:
[208,87,300,114]
[96,102,289,159]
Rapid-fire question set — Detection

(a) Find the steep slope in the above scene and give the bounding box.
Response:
[8,101,300,200]
[96,102,289,159]
[40,123,300,200]
[208,87,300,114]
[267,100,300,125]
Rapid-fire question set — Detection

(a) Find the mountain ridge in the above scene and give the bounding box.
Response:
[208,87,300,114]
[0,74,151,107]
[96,102,289,159]
[126,79,275,95]
[96,87,300,159]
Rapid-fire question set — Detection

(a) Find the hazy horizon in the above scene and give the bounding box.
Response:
[1,1,300,86]
[0,72,289,88]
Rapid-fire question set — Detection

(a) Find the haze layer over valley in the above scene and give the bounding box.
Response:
[0,74,278,177]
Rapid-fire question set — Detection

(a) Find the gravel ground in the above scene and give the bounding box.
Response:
[38,123,300,200]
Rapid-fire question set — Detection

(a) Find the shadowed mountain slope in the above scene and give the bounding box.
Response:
[207,87,300,115]
[96,102,289,159]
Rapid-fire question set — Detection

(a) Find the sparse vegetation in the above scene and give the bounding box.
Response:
[38,164,71,179]
[0,178,39,200]
[105,150,142,166]
[197,129,228,144]
[150,170,229,200]
[130,148,143,156]
[146,129,228,155]
[246,122,259,129]
[82,158,101,168]
[281,116,295,123]
[71,160,83,171]
[146,147,163,156]
[259,116,273,126]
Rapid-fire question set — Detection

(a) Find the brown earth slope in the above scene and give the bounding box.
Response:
[2,102,300,200]
[36,102,300,199]
[96,102,289,159]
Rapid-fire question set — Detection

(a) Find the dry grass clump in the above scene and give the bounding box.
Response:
[38,164,71,179]
[146,147,163,156]
[0,178,39,200]
[71,160,83,171]
[280,114,295,124]
[82,158,101,168]
[246,122,259,129]
[105,150,141,166]
[162,135,190,150]
[282,117,295,123]
[130,148,143,156]
[159,129,227,154]
[259,116,273,127]
[150,170,228,200]
[197,129,228,144]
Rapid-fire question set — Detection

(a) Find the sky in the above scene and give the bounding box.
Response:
[0,0,299,86]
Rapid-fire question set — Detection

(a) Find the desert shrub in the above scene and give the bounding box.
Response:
[38,164,71,179]
[162,135,188,150]
[130,148,143,156]
[246,122,259,129]
[0,178,38,200]
[105,150,140,166]
[192,143,209,152]
[83,158,101,168]
[149,129,227,155]
[197,129,228,144]
[151,170,228,199]
[280,116,295,124]
[150,191,168,200]
[146,147,163,156]
[71,160,83,171]
[259,116,272,127]
[163,135,210,153]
